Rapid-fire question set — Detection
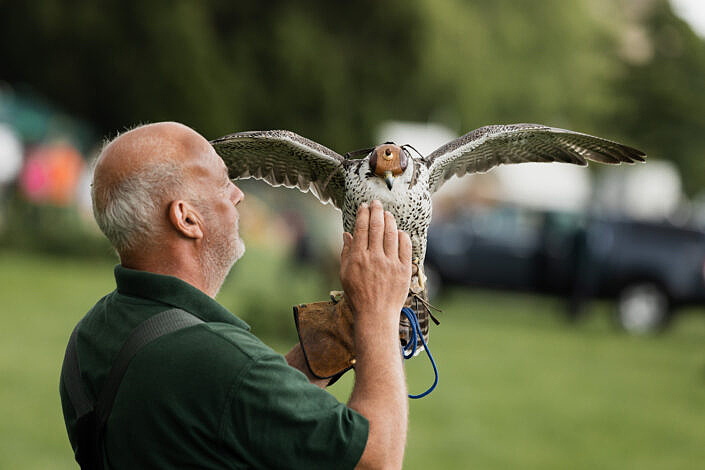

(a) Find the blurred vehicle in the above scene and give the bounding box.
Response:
[425,205,705,333]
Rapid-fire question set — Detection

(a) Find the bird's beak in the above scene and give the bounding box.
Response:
[384,170,394,190]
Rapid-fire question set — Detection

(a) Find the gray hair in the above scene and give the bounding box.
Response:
[91,160,187,254]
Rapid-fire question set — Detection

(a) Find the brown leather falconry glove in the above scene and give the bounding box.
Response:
[293,291,434,381]
[293,296,356,380]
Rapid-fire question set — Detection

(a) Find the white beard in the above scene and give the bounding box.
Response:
[202,217,245,296]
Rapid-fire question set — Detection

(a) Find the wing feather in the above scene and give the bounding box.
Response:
[426,124,646,194]
[210,130,347,208]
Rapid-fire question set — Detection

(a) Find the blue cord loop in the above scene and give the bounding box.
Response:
[401,307,438,399]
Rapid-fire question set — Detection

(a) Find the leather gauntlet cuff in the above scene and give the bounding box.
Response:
[293,297,356,380]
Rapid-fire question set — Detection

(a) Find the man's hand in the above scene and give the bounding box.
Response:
[340,201,412,326]
[343,200,411,470]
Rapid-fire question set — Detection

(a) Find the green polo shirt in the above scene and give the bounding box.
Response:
[60,266,368,469]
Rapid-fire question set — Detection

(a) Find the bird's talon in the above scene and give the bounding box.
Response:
[329,290,344,303]
[418,271,426,291]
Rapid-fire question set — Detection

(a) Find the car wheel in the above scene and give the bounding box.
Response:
[616,283,670,334]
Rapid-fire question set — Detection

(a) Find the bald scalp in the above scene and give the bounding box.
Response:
[91,122,211,256]
[94,122,205,204]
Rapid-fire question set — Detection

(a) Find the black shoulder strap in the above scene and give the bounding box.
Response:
[94,309,204,427]
[63,322,93,419]
[61,308,204,469]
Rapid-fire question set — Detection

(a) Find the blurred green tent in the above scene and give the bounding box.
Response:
[0,87,94,153]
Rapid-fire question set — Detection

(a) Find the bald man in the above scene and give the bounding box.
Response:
[60,122,410,469]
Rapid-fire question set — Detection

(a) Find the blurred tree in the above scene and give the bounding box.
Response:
[413,0,621,137]
[610,0,705,196]
[0,0,246,139]
[206,0,425,151]
[1,0,704,192]
[0,0,424,152]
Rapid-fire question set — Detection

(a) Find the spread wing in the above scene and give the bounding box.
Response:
[211,130,347,208]
[426,124,646,194]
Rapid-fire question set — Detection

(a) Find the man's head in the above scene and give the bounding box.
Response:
[92,122,245,296]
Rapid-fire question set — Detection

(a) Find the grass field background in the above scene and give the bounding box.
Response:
[1,251,704,469]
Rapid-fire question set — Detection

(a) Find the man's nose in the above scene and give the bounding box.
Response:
[232,184,244,205]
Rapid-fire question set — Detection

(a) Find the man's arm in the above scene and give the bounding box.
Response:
[341,200,411,470]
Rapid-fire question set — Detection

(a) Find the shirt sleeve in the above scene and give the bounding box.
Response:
[220,350,369,469]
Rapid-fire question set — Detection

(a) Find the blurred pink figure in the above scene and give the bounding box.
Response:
[19,143,84,205]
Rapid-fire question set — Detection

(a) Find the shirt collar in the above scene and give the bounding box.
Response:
[114,265,250,330]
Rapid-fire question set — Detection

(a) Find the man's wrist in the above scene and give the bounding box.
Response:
[355,311,401,337]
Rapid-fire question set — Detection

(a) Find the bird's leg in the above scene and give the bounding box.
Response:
[411,257,426,292]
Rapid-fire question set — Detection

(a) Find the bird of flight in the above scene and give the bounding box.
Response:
[211,123,646,346]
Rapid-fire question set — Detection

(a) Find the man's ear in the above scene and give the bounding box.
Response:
[168,200,204,240]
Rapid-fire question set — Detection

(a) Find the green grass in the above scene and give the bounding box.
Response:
[1,251,704,469]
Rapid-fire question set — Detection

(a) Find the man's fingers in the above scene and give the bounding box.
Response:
[398,231,412,265]
[352,203,369,250]
[367,200,384,251]
[383,211,398,256]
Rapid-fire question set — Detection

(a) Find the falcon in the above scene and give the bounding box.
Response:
[211,124,646,345]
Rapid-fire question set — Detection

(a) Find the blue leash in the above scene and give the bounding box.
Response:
[401,307,438,399]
